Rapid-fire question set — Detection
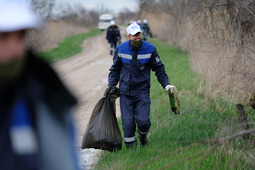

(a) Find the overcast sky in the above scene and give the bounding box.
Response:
[55,0,139,14]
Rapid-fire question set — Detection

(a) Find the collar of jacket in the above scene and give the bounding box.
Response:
[110,25,118,28]
[128,40,143,51]
[16,50,78,114]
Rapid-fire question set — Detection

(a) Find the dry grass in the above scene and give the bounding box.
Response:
[27,20,89,52]
[141,5,255,103]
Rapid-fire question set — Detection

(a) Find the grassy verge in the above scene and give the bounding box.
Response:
[40,29,102,63]
[96,39,255,169]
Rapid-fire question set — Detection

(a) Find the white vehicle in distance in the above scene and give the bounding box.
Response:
[98,14,114,31]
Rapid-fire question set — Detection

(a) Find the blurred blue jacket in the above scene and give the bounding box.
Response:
[0,51,79,170]
[106,25,121,44]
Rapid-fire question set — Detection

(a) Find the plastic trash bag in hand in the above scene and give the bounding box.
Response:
[81,86,122,152]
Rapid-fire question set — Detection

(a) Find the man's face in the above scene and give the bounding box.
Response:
[0,31,26,64]
[127,32,142,41]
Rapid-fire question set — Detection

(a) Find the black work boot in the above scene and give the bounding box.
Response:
[125,140,137,149]
[138,130,148,147]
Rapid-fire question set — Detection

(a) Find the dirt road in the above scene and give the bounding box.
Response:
[53,32,121,169]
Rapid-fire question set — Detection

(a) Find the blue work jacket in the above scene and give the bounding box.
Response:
[108,40,170,95]
[0,51,79,170]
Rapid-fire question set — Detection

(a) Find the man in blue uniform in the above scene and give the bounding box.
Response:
[142,19,152,41]
[106,20,121,55]
[137,20,143,32]
[108,23,176,148]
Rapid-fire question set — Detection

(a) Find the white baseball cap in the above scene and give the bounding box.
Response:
[126,23,142,35]
[0,0,41,32]
[143,19,148,24]
[110,20,115,25]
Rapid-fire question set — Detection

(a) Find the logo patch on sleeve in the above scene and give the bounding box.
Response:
[156,56,160,62]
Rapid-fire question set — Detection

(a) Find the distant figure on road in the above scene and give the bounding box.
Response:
[0,1,79,170]
[106,20,121,55]
[108,23,176,148]
[128,20,133,26]
[142,19,152,41]
[137,20,143,32]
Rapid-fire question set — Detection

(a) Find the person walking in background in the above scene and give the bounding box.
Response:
[137,20,143,32]
[108,23,176,148]
[106,20,121,55]
[128,20,133,26]
[142,19,152,41]
[0,0,79,170]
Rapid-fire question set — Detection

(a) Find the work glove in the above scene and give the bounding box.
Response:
[165,85,176,94]
[104,86,120,98]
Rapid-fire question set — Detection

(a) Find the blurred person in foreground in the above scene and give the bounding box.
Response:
[0,0,79,170]
[106,20,121,55]
[108,23,176,148]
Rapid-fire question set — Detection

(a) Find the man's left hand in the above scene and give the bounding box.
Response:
[165,85,176,93]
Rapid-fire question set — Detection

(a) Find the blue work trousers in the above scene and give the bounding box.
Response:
[110,40,117,54]
[120,94,151,143]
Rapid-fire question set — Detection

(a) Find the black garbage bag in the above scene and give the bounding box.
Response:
[81,86,122,152]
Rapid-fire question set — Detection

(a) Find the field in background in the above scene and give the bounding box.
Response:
[25,20,102,63]
[96,38,255,170]
[40,28,102,63]
[140,1,255,104]
[41,21,89,51]
[27,21,89,52]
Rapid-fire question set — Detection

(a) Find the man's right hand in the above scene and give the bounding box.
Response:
[105,86,120,98]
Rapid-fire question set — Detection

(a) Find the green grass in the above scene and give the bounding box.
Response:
[40,29,102,63]
[96,39,255,169]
